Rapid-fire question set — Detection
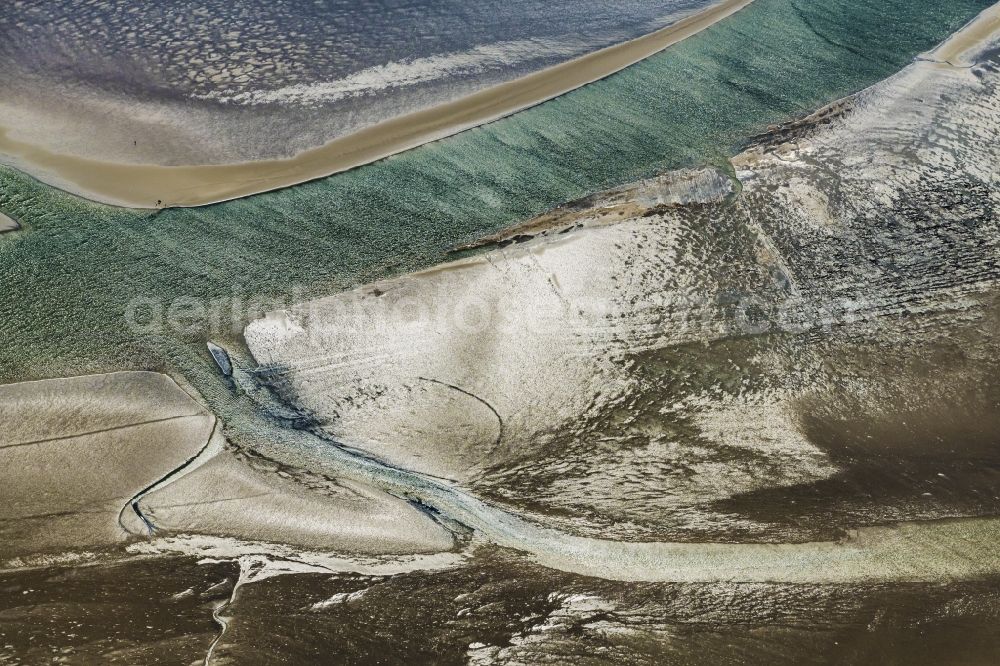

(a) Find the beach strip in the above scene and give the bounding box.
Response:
[0,211,19,233]
[0,0,754,209]
[925,1,1000,64]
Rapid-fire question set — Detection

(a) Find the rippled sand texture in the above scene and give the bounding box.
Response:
[0,372,216,560]
[247,17,1000,551]
[0,0,746,207]
[172,552,1000,664]
[135,448,454,554]
[0,0,990,392]
[0,1,710,183]
[6,548,1000,664]
[2,7,1000,664]
[0,372,455,568]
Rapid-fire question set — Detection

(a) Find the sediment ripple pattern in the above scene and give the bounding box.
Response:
[246,28,1000,569]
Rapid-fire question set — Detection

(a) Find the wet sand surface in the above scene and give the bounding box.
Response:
[0,373,215,560]
[0,3,998,664]
[184,551,1000,665]
[0,0,716,171]
[0,211,18,232]
[0,557,237,665]
[137,448,455,555]
[0,0,753,208]
[246,12,1000,550]
[3,550,1000,665]
[0,371,457,567]
[927,2,1000,63]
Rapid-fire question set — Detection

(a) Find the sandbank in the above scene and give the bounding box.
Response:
[243,3,1000,565]
[136,449,455,554]
[926,2,1000,64]
[0,372,215,560]
[0,371,455,562]
[0,211,19,232]
[0,0,754,208]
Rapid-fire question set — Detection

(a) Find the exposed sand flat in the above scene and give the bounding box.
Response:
[244,7,1000,580]
[0,211,19,232]
[530,516,1000,583]
[0,371,455,563]
[0,0,753,208]
[0,372,207,446]
[925,2,1000,65]
[0,372,215,559]
[136,449,455,555]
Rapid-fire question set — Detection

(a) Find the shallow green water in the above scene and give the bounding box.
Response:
[0,0,991,400]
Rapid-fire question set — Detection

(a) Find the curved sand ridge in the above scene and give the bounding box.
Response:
[243,5,1000,582]
[0,0,753,209]
[925,1,1000,64]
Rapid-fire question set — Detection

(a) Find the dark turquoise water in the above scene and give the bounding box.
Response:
[0,0,991,398]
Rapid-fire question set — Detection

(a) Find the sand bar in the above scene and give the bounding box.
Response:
[0,211,19,232]
[926,2,1000,64]
[136,449,455,555]
[0,0,754,209]
[0,372,215,559]
[0,371,455,562]
[242,3,1000,581]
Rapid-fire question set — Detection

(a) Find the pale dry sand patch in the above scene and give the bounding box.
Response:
[925,2,1000,65]
[0,211,19,232]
